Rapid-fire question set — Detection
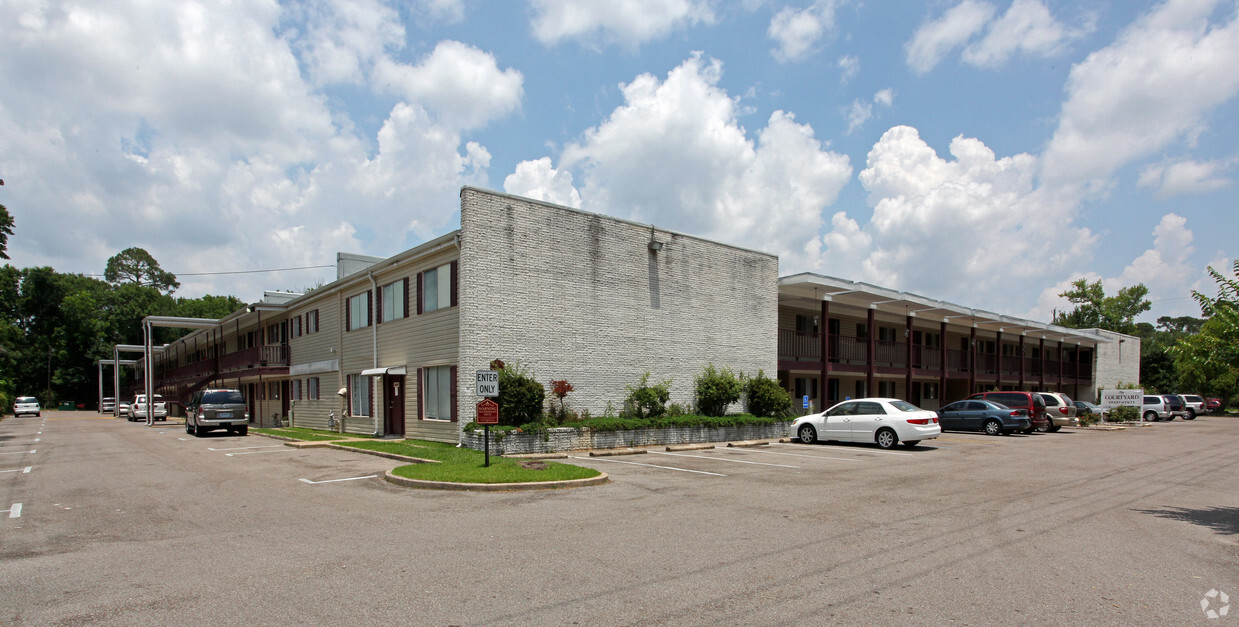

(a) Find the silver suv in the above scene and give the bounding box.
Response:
[1181,394,1206,419]
[186,389,249,436]
[1038,392,1079,431]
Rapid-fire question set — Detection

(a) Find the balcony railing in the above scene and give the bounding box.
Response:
[218,345,289,372]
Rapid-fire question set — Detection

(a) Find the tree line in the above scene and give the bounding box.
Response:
[1,244,242,410]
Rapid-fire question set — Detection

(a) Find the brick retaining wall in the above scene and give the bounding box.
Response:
[461,422,793,455]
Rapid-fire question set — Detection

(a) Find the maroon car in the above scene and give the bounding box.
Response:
[1206,398,1223,413]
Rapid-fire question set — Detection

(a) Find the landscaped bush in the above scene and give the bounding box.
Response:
[494,361,545,427]
[745,370,793,418]
[622,373,671,419]
[1109,406,1138,422]
[694,364,741,417]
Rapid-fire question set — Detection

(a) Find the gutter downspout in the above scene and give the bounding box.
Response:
[367,271,380,437]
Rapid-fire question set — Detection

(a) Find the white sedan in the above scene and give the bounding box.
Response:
[791,398,941,449]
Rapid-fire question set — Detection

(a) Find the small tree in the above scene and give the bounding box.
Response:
[623,373,671,419]
[745,370,793,418]
[549,379,574,423]
[694,364,741,417]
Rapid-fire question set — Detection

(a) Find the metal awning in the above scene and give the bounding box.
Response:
[360,366,407,377]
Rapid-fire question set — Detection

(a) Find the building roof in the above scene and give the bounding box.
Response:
[778,273,1111,345]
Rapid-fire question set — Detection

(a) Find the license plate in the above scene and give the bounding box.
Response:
[218,412,232,418]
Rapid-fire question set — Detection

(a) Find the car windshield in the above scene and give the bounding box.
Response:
[888,400,922,412]
[202,391,244,404]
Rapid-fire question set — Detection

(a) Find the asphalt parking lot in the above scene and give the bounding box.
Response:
[2,410,1236,625]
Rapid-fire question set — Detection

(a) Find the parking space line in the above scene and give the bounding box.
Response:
[299,475,377,485]
[733,449,863,463]
[771,442,911,456]
[0,450,35,455]
[225,449,295,457]
[648,451,799,468]
[208,445,284,451]
[570,456,727,476]
[4,503,21,518]
[0,467,33,474]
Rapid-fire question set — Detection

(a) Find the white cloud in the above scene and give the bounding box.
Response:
[374,40,524,130]
[503,157,583,207]
[1137,158,1235,198]
[768,1,840,63]
[837,54,859,82]
[519,54,852,268]
[0,0,519,299]
[844,88,894,134]
[529,0,715,49]
[962,0,1089,68]
[905,0,994,74]
[1041,0,1239,188]
[813,125,1096,308]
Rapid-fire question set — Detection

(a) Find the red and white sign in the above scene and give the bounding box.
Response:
[476,398,499,425]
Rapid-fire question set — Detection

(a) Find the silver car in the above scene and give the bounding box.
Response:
[186,388,249,436]
[1038,392,1079,432]
[14,396,41,417]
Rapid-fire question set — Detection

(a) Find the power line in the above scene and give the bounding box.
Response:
[83,264,335,278]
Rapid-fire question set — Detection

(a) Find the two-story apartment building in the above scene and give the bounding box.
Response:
[142,187,1131,444]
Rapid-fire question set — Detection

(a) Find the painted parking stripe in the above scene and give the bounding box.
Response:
[4,503,21,518]
[209,445,284,451]
[0,450,35,455]
[732,449,863,463]
[648,451,799,468]
[570,456,727,477]
[225,449,296,456]
[299,475,377,485]
[0,467,32,474]
[771,442,912,456]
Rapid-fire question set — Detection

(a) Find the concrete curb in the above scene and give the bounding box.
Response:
[384,469,609,491]
[727,440,771,448]
[503,452,569,460]
[588,448,647,457]
[325,443,440,464]
[666,443,715,451]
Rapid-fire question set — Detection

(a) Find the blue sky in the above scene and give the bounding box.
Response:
[2,0,1236,324]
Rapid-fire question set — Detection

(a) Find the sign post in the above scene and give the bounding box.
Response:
[476,398,500,467]
[1099,389,1143,423]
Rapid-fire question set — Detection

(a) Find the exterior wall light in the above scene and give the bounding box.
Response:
[648,241,663,252]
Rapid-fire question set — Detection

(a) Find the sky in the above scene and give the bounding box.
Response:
[2,0,1236,325]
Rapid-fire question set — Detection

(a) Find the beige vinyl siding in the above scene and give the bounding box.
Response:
[287,301,344,432]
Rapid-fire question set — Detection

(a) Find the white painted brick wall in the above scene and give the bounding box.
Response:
[1088,328,1141,401]
[457,188,778,426]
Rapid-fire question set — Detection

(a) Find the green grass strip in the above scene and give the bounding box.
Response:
[339,439,601,484]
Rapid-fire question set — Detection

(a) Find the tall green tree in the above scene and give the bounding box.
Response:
[104,247,180,294]
[1052,279,1151,335]
[1173,261,1239,401]
[0,204,13,260]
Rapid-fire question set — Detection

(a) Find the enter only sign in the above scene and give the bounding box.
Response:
[476,370,499,397]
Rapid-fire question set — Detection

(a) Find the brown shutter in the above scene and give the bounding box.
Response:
[416,272,424,315]
[416,367,424,420]
[367,291,373,327]
[345,375,351,415]
[375,284,383,324]
[450,365,458,422]
[403,277,410,319]
[450,261,459,308]
[345,299,351,331]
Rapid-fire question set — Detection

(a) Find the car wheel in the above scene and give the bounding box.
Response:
[1143,411,1158,422]
[875,428,897,449]
[983,419,1003,436]
[1048,424,1062,433]
[901,440,920,447]
[797,424,817,444]
[1022,428,1034,434]
[236,426,248,436]
[1186,410,1197,420]
[1035,420,1049,433]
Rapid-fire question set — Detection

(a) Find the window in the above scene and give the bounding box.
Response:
[292,379,302,401]
[269,381,280,400]
[878,381,897,397]
[878,327,897,342]
[923,382,939,400]
[424,366,453,420]
[380,279,407,323]
[291,316,302,338]
[308,377,320,401]
[795,315,818,334]
[306,310,319,334]
[419,262,457,314]
[856,323,868,339]
[349,374,371,417]
[347,292,371,331]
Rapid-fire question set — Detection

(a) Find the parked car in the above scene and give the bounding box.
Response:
[14,396,41,417]
[1162,394,1188,421]
[1141,395,1172,422]
[101,397,116,414]
[937,399,1030,435]
[1180,395,1206,419]
[1038,392,1079,432]
[1073,400,1105,418]
[1206,398,1223,413]
[117,401,130,417]
[966,391,1049,433]
[185,388,249,436]
[127,394,167,422]
[791,398,941,449]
